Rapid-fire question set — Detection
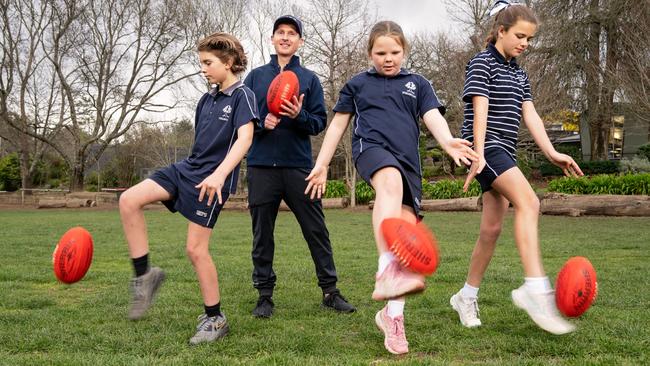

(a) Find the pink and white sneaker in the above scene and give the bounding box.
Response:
[372,261,425,301]
[375,306,409,355]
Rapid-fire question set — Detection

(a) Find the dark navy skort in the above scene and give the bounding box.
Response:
[149,165,229,229]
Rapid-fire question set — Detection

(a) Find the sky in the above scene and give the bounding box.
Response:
[371,0,460,35]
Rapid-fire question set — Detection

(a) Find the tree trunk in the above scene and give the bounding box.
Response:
[69,150,85,192]
[590,123,609,160]
[585,0,606,161]
[18,148,31,190]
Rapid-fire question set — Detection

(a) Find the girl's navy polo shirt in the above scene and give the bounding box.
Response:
[333,68,445,174]
[175,80,259,193]
[460,43,533,161]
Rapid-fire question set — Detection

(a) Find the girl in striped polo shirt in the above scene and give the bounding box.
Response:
[450,1,583,335]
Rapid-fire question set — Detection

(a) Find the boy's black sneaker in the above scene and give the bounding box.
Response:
[252,296,274,318]
[322,290,356,313]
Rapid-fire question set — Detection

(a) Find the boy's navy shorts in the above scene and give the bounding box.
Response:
[475,147,517,192]
[149,165,229,229]
[355,147,422,216]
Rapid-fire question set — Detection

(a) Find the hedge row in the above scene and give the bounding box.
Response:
[548,174,650,195]
[539,160,620,176]
[324,179,482,203]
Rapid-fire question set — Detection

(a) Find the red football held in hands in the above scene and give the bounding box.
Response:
[266,70,299,116]
[381,218,439,276]
[555,256,598,317]
[52,227,94,284]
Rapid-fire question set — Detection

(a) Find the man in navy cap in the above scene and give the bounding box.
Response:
[244,15,355,318]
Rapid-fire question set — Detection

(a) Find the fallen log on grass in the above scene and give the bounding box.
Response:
[540,193,650,216]
[369,197,481,211]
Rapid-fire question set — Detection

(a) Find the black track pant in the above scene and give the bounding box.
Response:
[247,166,338,297]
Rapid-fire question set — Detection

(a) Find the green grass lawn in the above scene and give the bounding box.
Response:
[0,207,648,365]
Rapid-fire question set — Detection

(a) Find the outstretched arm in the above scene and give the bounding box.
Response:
[195,122,255,206]
[422,108,479,189]
[304,112,352,199]
[522,101,583,177]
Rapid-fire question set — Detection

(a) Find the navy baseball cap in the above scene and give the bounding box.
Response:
[273,15,303,38]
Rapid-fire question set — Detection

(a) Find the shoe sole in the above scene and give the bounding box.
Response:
[450,295,481,328]
[372,282,425,301]
[128,270,166,320]
[320,303,356,313]
[374,311,407,355]
[511,290,575,335]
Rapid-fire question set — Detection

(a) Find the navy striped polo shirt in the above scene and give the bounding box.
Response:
[460,43,532,161]
[175,80,259,193]
[333,68,445,174]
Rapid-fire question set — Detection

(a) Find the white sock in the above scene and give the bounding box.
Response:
[378,252,395,275]
[386,299,405,318]
[461,282,479,299]
[524,276,552,294]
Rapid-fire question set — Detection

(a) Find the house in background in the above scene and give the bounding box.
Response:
[578,104,650,161]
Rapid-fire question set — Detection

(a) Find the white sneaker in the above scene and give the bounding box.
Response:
[511,285,576,335]
[450,290,482,328]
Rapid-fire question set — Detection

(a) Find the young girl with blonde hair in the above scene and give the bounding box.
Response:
[305,21,478,354]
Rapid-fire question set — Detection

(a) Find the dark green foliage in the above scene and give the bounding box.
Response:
[354,180,375,204]
[556,144,582,160]
[548,173,650,195]
[422,179,481,199]
[540,160,620,177]
[0,153,21,191]
[637,143,650,161]
[323,180,349,198]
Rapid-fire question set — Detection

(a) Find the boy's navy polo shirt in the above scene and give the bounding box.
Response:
[460,43,533,161]
[244,55,327,168]
[174,80,259,193]
[333,68,445,175]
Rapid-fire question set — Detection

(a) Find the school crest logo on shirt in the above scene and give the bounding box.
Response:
[219,105,232,121]
[402,81,417,99]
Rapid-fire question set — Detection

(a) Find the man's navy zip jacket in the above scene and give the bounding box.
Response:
[244,55,327,168]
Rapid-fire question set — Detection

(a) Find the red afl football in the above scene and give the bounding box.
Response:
[381,218,439,276]
[52,226,94,284]
[555,256,597,317]
[266,70,299,116]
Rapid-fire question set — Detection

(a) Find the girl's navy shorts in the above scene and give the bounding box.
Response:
[475,147,517,192]
[355,147,422,216]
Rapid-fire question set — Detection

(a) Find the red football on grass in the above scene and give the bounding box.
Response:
[52,227,94,284]
[381,218,439,276]
[267,70,299,116]
[555,256,598,317]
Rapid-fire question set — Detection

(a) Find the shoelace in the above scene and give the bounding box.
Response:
[463,297,480,320]
[196,316,216,332]
[328,292,346,303]
[131,279,145,300]
[538,291,560,317]
[392,317,405,338]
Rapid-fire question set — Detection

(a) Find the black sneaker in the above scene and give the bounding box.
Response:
[322,290,356,313]
[252,296,274,318]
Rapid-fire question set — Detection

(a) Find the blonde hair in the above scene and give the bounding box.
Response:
[367,21,408,55]
[486,5,538,46]
[197,32,248,74]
